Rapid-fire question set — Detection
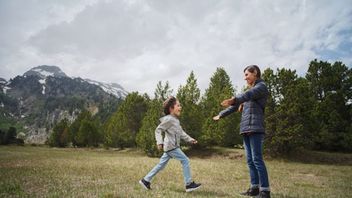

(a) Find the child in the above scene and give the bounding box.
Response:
[139,96,201,192]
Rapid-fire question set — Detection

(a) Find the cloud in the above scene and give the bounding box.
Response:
[0,0,97,75]
[0,0,351,96]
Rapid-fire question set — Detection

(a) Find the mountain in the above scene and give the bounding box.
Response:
[22,65,128,98]
[0,65,127,143]
[23,65,67,78]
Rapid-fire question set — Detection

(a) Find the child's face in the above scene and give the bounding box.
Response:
[170,100,182,117]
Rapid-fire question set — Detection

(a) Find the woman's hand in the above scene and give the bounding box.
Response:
[157,144,163,150]
[213,115,220,121]
[221,97,235,107]
[238,103,244,112]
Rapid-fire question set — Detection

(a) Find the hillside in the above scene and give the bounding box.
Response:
[0,65,128,143]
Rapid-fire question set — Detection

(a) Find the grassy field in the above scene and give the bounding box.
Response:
[0,146,351,198]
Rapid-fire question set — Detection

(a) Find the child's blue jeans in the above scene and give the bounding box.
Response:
[144,148,192,185]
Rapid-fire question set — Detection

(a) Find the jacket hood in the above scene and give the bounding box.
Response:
[159,115,168,122]
[159,114,176,122]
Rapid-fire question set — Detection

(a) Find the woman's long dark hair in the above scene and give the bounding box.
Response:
[244,65,261,79]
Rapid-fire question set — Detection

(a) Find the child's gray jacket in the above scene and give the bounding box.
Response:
[155,115,194,152]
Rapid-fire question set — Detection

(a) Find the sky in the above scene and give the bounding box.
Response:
[0,0,351,96]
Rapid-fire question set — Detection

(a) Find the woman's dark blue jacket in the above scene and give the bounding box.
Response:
[219,79,268,134]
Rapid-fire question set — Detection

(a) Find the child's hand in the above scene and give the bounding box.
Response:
[191,139,198,144]
[157,144,163,150]
[213,115,220,121]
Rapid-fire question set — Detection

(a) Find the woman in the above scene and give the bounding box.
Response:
[213,65,271,198]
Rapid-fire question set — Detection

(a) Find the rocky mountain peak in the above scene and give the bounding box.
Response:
[0,77,7,85]
[23,65,67,79]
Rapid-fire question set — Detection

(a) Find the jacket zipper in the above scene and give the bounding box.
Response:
[249,102,252,129]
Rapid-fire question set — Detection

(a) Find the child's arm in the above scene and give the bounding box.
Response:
[180,129,197,144]
[154,118,172,146]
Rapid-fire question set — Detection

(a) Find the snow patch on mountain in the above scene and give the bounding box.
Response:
[84,79,128,98]
[3,86,11,94]
[32,68,55,78]
[38,78,46,94]
[39,79,46,84]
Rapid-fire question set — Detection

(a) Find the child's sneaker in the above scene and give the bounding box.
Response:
[139,178,151,190]
[185,181,201,192]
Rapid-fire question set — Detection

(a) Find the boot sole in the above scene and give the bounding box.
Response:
[238,192,259,197]
[138,180,150,190]
[186,185,201,192]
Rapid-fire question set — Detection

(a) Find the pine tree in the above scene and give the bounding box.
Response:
[136,99,163,156]
[104,92,148,148]
[76,119,100,147]
[176,71,202,141]
[2,127,18,144]
[0,129,5,145]
[69,110,92,147]
[49,118,69,147]
[262,68,279,153]
[264,68,316,154]
[306,60,352,151]
[154,81,173,101]
[199,67,241,147]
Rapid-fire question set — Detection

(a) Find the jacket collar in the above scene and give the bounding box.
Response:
[254,79,264,85]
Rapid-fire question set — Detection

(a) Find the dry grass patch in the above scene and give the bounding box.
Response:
[0,146,351,197]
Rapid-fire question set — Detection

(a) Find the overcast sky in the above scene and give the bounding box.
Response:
[0,0,351,96]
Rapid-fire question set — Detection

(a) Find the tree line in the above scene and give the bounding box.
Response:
[0,127,25,145]
[48,59,352,156]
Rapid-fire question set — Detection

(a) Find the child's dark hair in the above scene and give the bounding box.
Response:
[244,65,261,79]
[163,96,177,115]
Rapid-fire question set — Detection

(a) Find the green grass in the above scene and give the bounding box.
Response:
[0,146,351,197]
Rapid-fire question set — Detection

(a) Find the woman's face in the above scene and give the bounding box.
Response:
[244,69,257,86]
[170,100,182,117]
